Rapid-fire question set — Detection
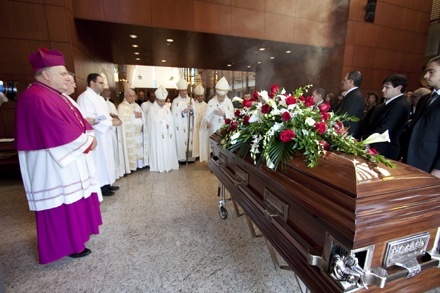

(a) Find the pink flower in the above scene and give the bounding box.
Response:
[243,99,252,108]
[319,140,330,150]
[314,122,327,135]
[285,95,296,105]
[318,103,331,113]
[367,147,379,155]
[261,104,271,114]
[252,91,259,101]
[321,112,330,121]
[234,109,240,117]
[270,84,280,94]
[281,111,291,121]
[279,129,296,143]
[224,118,231,125]
[243,115,250,125]
[304,96,315,107]
[333,121,345,134]
[229,121,238,131]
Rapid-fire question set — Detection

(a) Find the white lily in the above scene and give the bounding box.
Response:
[230,131,241,145]
[305,117,316,127]
[362,130,390,145]
[232,96,243,103]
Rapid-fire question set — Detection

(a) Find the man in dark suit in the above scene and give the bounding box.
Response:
[335,70,365,139]
[363,74,410,160]
[403,56,440,178]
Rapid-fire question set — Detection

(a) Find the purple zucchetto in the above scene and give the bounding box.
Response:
[29,48,65,72]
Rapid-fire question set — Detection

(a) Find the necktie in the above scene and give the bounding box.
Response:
[427,92,438,106]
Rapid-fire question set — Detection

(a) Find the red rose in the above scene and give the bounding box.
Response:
[298,95,305,102]
[367,147,378,155]
[279,129,296,143]
[224,118,231,125]
[270,84,280,94]
[243,99,252,108]
[314,122,327,135]
[252,90,259,101]
[318,102,331,113]
[220,128,227,136]
[333,121,345,134]
[321,112,330,121]
[243,115,250,125]
[304,96,315,107]
[281,111,291,121]
[319,140,330,150]
[234,109,240,117]
[285,95,296,105]
[261,104,271,114]
[229,121,238,131]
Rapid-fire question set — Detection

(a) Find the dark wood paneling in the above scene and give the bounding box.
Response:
[194,1,231,35]
[46,5,70,42]
[104,0,152,26]
[72,0,105,20]
[151,0,192,30]
[230,7,264,39]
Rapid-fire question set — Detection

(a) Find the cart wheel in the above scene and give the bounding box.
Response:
[219,206,228,219]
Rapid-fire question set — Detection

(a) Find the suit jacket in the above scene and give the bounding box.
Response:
[363,95,410,160]
[403,92,440,173]
[334,88,365,139]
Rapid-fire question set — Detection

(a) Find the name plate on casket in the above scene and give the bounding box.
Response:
[208,132,440,292]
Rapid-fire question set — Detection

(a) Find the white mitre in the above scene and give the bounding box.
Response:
[155,85,168,100]
[215,77,229,95]
[194,84,205,96]
[176,78,188,90]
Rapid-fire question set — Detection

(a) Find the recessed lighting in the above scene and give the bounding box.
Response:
[247,65,251,68]
[134,52,140,55]
[285,50,291,54]
[129,34,138,39]
[161,59,167,63]
[227,64,232,67]
[166,39,174,42]
[270,56,275,59]
[259,48,265,51]
[135,58,140,60]
[132,44,139,48]
[257,61,261,64]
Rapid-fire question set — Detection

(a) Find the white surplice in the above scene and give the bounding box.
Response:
[118,99,149,171]
[147,101,179,172]
[192,100,207,158]
[200,96,234,162]
[172,94,195,161]
[77,87,116,187]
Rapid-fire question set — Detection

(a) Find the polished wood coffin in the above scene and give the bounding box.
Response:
[209,132,440,292]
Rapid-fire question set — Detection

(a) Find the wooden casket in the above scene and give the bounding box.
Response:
[209,132,440,292]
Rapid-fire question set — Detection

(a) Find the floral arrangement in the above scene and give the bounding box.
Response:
[218,84,395,170]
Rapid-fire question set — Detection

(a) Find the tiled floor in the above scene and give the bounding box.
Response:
[0,162,301,292]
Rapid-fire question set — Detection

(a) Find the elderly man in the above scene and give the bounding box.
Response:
[172,78,195,163]
[118,88,148,171]
[192,84,207,159]
[200,77,234,162]
[147,86,179,172]
[77,73,121,196]
[15,48,102,264]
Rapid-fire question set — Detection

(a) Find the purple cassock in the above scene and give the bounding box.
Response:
[16,81,103,264]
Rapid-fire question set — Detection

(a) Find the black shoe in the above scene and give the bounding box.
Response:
[69,248,91,258]
[108,185,119,191]
[102,190,115,196]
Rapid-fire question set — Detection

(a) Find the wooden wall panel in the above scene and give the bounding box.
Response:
[151,0,192,30]
[44,0,65,6]
[230,7,264,39]
[231,0,265,11]
[0,39,49,75]
[0,1,49,40]
[264,13,294,43]
[46,5,70,42]
[105,0,152,26]
[194,1,231,35]
[72,0,105,21]
[265,0,296,17]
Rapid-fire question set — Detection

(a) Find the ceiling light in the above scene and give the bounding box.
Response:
[270,57,275,59]
[134,52,139,55]
[259,48,265,51]
[227,64,232,67]
[247,65,251,68]
[161,59,167,63]
[135,58,140,60]
[257,61,261,64]
[286,50,291,54]
[129,34,138,39]
[166,39,174,42]
[132,44,138,48]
